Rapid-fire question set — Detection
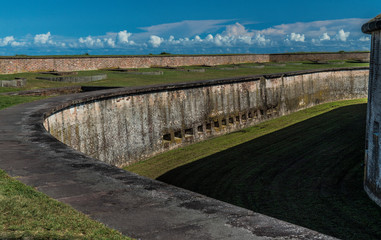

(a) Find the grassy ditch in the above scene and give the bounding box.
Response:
[0,98,132,239]
[126,99,381,240]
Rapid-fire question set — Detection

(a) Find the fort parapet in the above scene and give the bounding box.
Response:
[0,52,370,74]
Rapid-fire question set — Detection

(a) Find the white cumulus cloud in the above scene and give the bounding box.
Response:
[0,36,26,47]
[79,36,104,48]
[34,32,52,44]
[320,32,331,41]
[290,33,305,42]
[117,30,134,45]
[335,29,350,42]
[149,35,163,47]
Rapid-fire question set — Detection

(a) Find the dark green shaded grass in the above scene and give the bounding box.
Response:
[153,101,381,240]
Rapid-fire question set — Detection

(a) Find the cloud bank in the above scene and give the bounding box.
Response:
[0,18,371,55]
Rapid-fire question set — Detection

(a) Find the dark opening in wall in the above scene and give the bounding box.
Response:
[260,109,264,116]
[229,117,234,124]
[248,112,253,119]
[236,115,240,122]
[185,128,193,136]
[206,123,212,131]
[221,119,227,126]
[242,114,247,121]
[174,131,182,139]
[214,119,220,128]
[163,133,171,141]
[197,125,203,133]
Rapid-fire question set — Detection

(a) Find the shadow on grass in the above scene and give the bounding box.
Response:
[158,103,381,240]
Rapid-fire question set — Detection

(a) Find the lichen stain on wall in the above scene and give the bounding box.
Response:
[45,69,369,167]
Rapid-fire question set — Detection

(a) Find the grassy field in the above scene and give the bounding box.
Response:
[126,99,381,240]
[0,60,368,93]
[0,98,132,240]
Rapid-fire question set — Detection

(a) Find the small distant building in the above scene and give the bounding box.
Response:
[362,14,381,206]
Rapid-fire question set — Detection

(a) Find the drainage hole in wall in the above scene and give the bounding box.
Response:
[174,131,182,138]
[185,128,193,137]
[214,120,220,128]
[197,125,204,133]
[163,133,171,141]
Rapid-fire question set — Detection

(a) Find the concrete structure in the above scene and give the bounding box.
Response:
[1,69,367,239]
[362,14,381,207]
[45,68,369,167]
[0,78,26,87]
[0,52,369,74]
[36,74,107,83]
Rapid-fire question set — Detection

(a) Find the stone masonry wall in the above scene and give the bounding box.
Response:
[44,68,368,167]
[0,52,369,74]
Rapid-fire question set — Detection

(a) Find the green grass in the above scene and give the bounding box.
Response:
[126,99,381,240]
[0,95,47,109]
[0,98,132,239]
[0,60,368,93]
[0,170,130,239]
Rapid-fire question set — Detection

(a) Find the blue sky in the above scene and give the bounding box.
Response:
[0,0,380,55]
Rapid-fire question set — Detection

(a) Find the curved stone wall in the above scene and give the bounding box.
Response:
[44,68,369,167]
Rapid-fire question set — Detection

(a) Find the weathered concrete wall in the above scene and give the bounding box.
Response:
[45,68,368,167]
[0,52,369,74]
[362,14,381,207]
[0,78,26,87]
[36,74,107,83]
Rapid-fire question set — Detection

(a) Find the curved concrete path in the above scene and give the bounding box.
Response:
[0,86,337,239]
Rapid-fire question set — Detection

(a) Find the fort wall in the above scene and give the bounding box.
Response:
[0,52,369,74]
[44,68,369,167]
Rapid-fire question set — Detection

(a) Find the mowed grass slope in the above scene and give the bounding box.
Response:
[127,99,381,240]
[0,97,132,240]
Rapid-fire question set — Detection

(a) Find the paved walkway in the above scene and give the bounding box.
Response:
[0,88,337,239]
